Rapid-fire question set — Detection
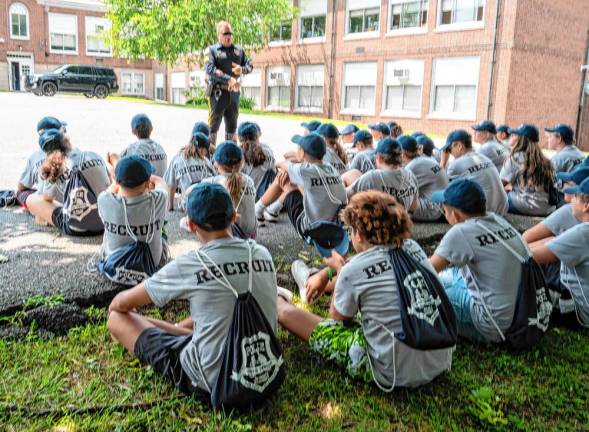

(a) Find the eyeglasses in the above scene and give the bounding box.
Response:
[222,32,233,36]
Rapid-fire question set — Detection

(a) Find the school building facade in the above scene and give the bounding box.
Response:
[159,0,589,149]
[0,0,152,96]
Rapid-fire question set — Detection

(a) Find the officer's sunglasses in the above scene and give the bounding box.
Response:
[222,32,233,36]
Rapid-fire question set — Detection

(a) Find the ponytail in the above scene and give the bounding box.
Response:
[40,151,67,183]
[181,144,203,160]
[240,137,266,167]
[326,136,348,164]
[511,136,555,191]
[222,163,244,204]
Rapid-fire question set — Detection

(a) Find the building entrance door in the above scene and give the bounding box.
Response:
[7,53,34,92]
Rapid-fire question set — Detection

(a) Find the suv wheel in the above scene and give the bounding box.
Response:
[83,92,94,98]
[42,82,57,97]
[94,84,108,99]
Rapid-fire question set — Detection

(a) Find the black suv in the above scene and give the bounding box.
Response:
[25,65,119,98]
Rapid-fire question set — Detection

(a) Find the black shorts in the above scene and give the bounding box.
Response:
[16,188,36,207]
[134,327,210,400]
[51,206,103,237]
[283,190,305,238]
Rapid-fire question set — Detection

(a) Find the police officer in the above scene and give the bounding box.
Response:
[205,21,253,148]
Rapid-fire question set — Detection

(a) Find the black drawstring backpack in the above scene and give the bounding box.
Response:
[196,242,285,410]
[96,195,157,286]
[473,222,553,350]
[0,191,17,207]
[255,169,277,202]
[62,153,101,232]
[387,246,458,350]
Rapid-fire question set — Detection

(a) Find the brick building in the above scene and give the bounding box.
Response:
[0,0,153,97]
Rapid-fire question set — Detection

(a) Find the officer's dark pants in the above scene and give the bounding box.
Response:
[208,90,239,139]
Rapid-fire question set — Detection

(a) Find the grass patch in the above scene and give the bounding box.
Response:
[0,306,588,431]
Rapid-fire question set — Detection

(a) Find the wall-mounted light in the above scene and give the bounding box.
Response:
[0,37,5,43]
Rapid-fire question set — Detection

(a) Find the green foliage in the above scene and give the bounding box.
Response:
[105,0,298,64]
[467,386,508,428]
[239,96,256,110]
[184,85,208,106]
[22,294,65,310]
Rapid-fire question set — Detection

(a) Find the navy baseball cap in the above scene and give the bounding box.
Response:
[557,165,589,185]
[191,131,210,149]
[353,130,373,147]
[305,221,350,258]
[37,116,66,133]
[509,124,539,142]
[411,131,425,138]
[317,123,340,138]
[443,129,471,151]
[563,177,589,196]
[38,128,64,152]
[376,137,401,155]
[238,122,260,139]
[214,141,243,165]
[340,124,359,135]
[416,135,435,155]
[301,120,321,132]
[472,120,497,134]
[131,113,152,130]
[584,156,589,166]
[545,124,574,144]
[115,155,155,188]
[192,121,210,136]
[431,179,486,214]
[397,135,419,152]
[187,183,234,231]
[291,133,326,159]
[497,124,510,135]
[368,122,391,136]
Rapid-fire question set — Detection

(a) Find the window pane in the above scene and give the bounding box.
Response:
[301,17,314,38]
[50,33,62,50]
[365,8,380,31]
[454,85,476,113]
[122,74,132,93]
[455,0,476,23]
[64,34,76,50]
[19,14,27,36]
[12,16,19,36]
[134,74,144,94]
[279,86,290,108]
[434,85,454,112]
[349,10,364,33]
[345,86,360,109]
[281,23,292,40]
[298,86,311,107]
[386,85,403,111]
[403,85,421,112]
[268,86,279,106]
[359,86,375,110]
[402,2,419,28]
[391,5,401,29]
[311,86,323,108]
[314,16,326,37]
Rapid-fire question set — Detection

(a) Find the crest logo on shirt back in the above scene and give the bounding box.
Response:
[404,271,442,326]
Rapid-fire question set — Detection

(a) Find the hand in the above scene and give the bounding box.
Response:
[228,77,238,91]
[324,251,345,274]
[277,170,290,189]
[440,150,450,168]
[231,63,242,76]
[305,271,328,303]
[231,82,241,93]
[215,69,224,77]
[108,293,126,314]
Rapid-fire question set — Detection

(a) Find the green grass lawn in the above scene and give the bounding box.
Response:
[1,301,588,432]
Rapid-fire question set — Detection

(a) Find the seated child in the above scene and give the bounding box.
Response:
[108,113,168,177]
[255,133,346,237]
[500,124,555,216]
[368,122,390,141]
[203,141,257,239]
[317,123,348,175]
[415,134,441,163]
[429,179,526,344]
[26,129,111,236]
[346,137,418,213]
[97,156,169,284]
[496,125,511,148]
[472,120,507,171]
[164,131,215,211]
[401,135,449,221]
[340,124,359,162]
[278,191,453,389]
[387,121,403,138]
[107,182,280,398]
[441,129,508,216]
[238,122,276,201]
[341,130,375,186]
[546,124,584,174]
[284,121,322,162]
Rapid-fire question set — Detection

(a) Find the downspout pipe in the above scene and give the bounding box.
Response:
[575,31,589,143]
[486,0,501,119]
[327,0,337,119]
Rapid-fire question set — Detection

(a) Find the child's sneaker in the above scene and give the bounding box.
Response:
[291,260,312,303]
[263,209,280,223]
[277,286,294,303]
[255,202,266,222]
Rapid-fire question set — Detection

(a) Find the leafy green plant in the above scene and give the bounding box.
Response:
[184,85,208,106]
[23,294,65,310]
[239,96,256,110]
[467,386,508,428]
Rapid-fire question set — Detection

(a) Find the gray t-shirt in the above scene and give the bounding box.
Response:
[98,188,169,267]
[349,149,376,174]
[405,156,449,221]
[202,174,257,235]
[37,149,111,204]
[323,147,348,175]
[145,238,277,390]
[447,152,509,216]
[18,150,46,189]
[334,241,453,388]
[547,223,589,326]
[543,204,579,236]
[500,152,554,216]
[242,143,276,191]
[350,168,418,211]
[551,145,584,174]
[476,139,508,171]
[287,162,347,232]
[164,154,216,197]
[121,139,168,177]
[435,214,525,342]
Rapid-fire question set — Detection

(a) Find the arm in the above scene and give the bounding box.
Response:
[168,186,176,211]
[108,283,152,313]
[276,160,290,172]
[150,175,167,191]
[328,298,353,321]
[522,223,553,244]
[16,182,26,192]
[440,150,450,169]
[530,244,559,265]
[408,196,419,213]
[430,254,450,273]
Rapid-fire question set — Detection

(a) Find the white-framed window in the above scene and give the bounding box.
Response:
[49,13,78,54]
[266,66,291,110]
[171,72,185,104]
[188,70,206,87]
[241,68,262,109]
[122,71,145,96]
[155,73,164,101]
[438,0,485,26]
[296,64,324,111]
[346,0,380,35]
[269,21,292,43]
[342,62,377,114]
[9,3,29,40]
[85,16,111,56]
[300,0,327,41]
[383,60,424,117]
[430,56,480,119]
[389,0,428,31]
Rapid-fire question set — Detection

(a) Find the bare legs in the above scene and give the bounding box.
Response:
[276,297,322,342]
[25,194,58,226]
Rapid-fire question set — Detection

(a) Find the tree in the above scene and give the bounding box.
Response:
[105,0,297,64]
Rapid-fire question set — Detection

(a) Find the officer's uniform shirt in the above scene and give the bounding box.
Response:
[205,43,252,88]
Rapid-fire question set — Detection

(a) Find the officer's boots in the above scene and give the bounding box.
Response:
[225,133,237,142]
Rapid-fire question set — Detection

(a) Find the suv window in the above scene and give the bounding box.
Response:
[78,66,94,75]
[65,66,79,74]
[96,68,115,77]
